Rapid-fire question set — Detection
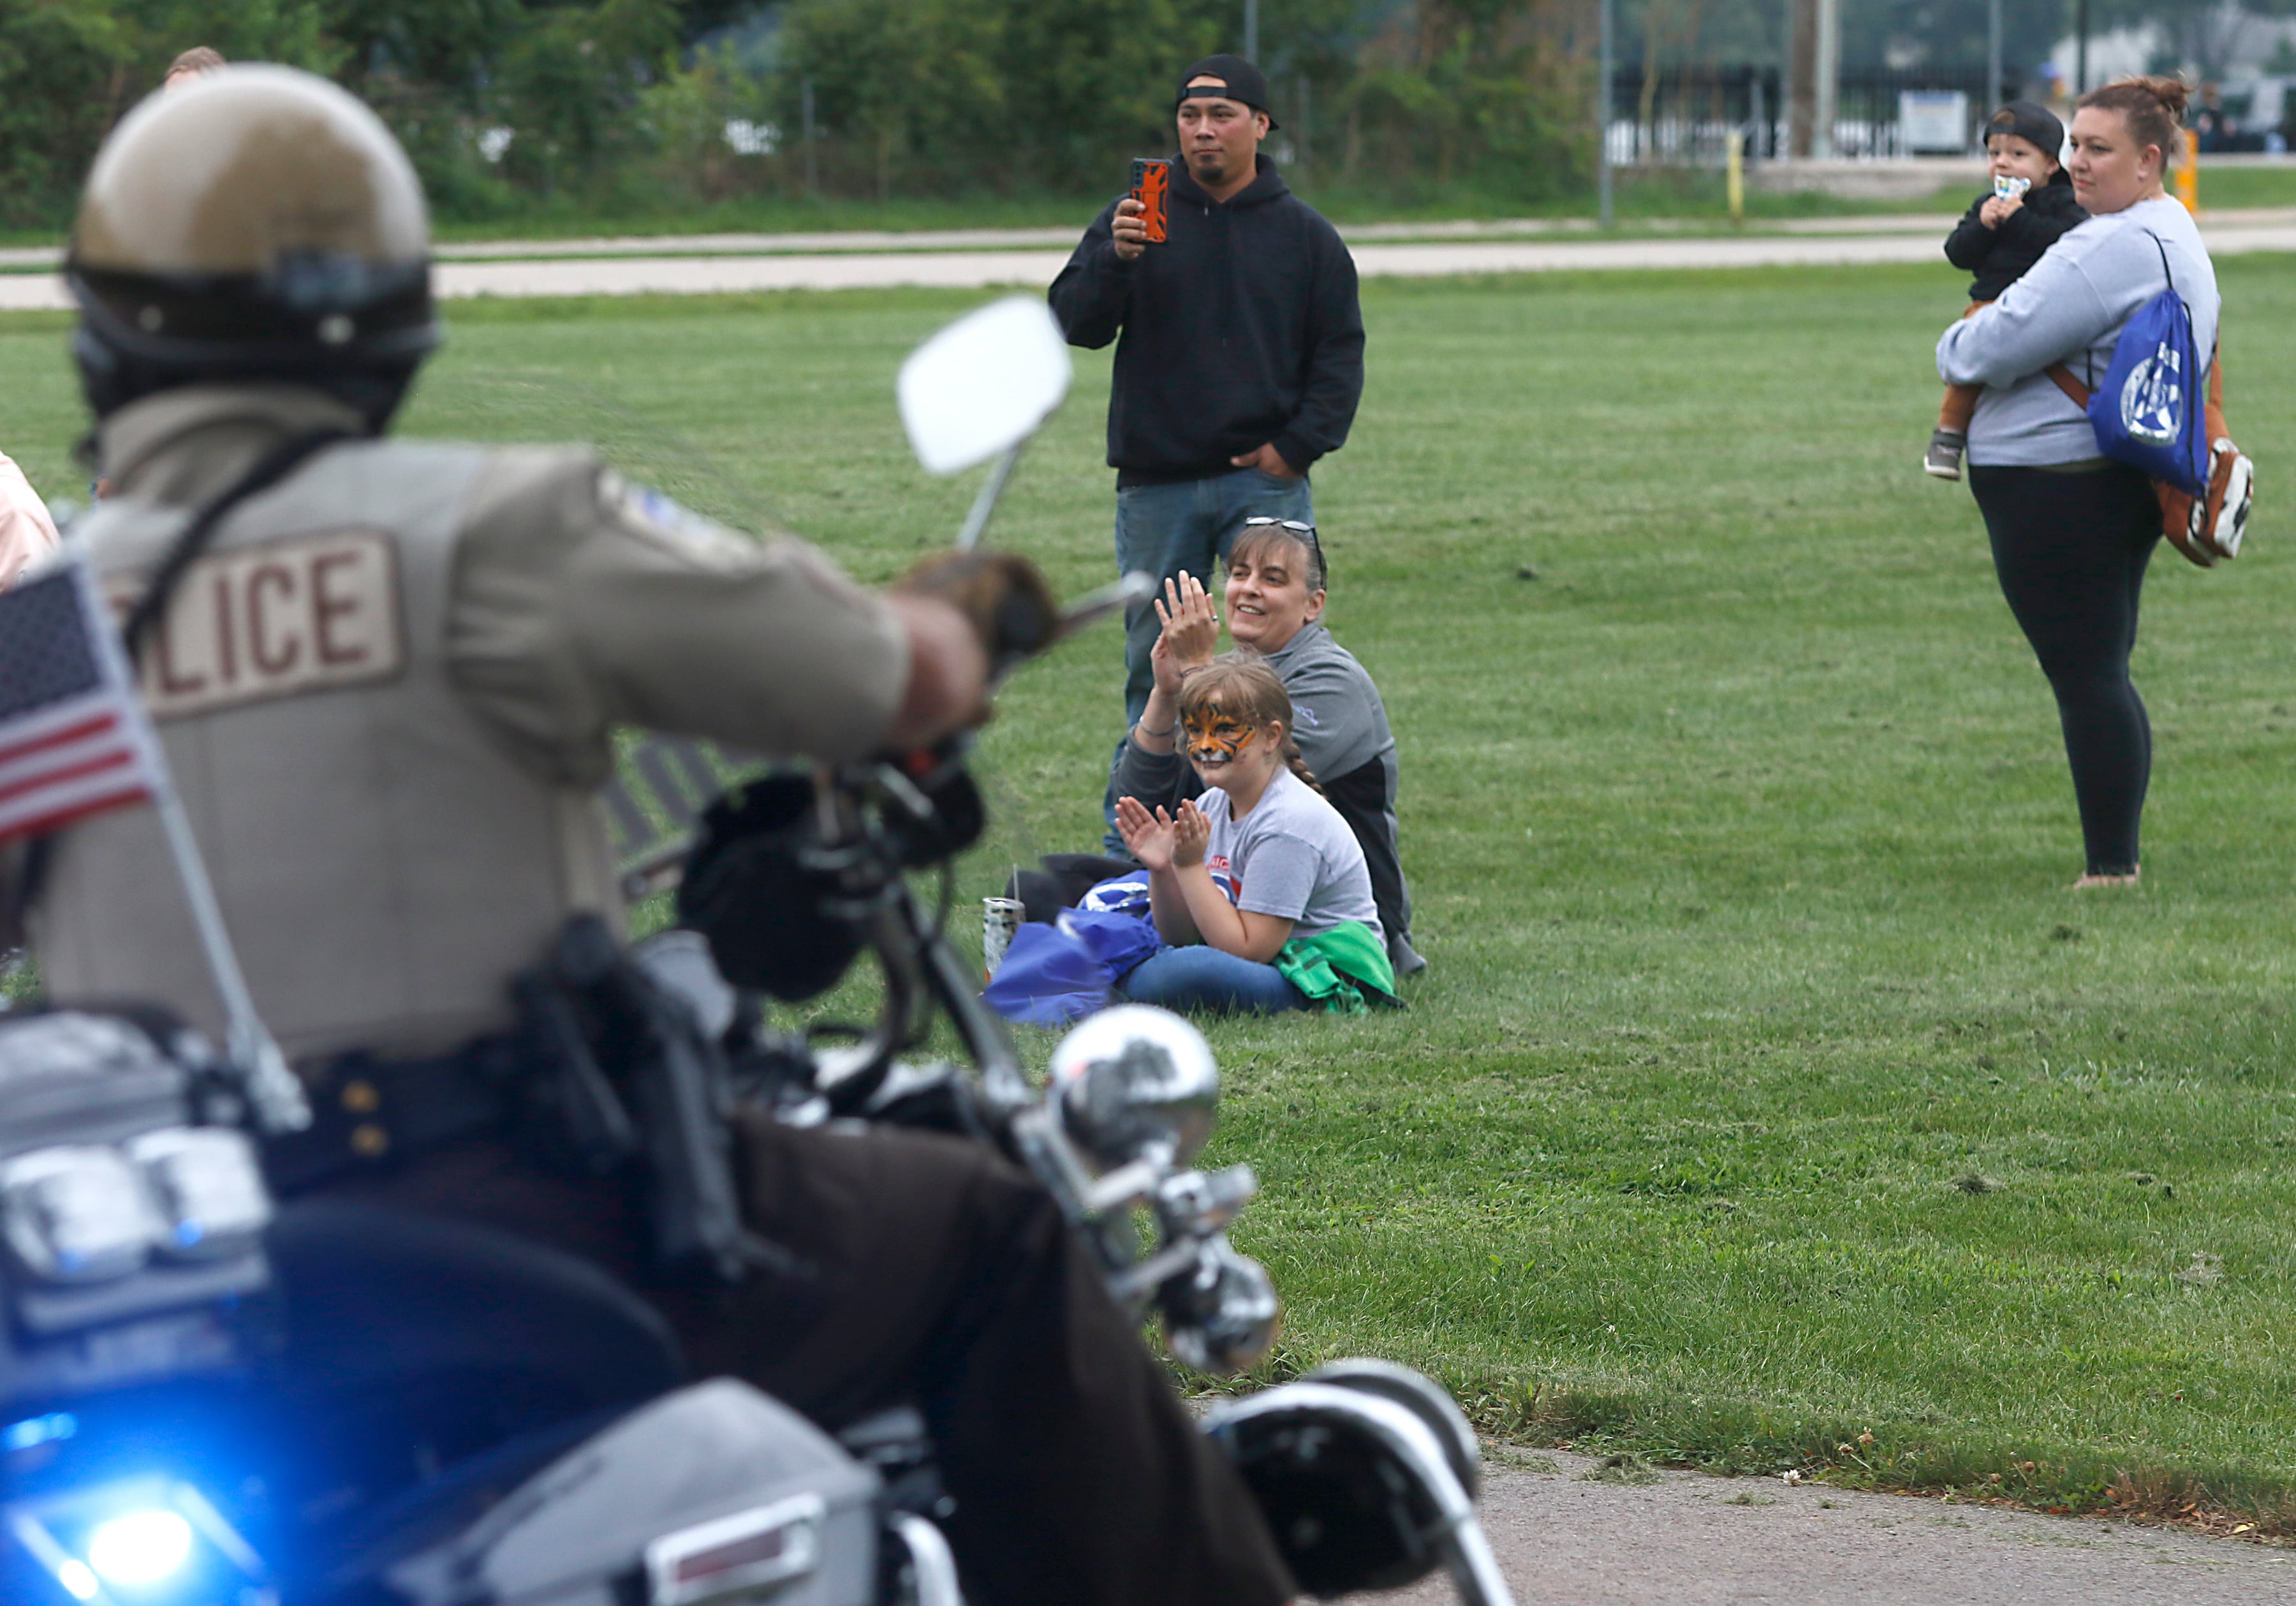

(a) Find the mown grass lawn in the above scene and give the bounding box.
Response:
[4,254,2294,1525]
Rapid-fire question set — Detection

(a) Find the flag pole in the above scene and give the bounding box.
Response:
[66,547,310,1133]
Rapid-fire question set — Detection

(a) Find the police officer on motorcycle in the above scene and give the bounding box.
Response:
[1,66,1294,1606]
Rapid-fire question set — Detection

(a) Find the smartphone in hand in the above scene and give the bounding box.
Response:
[1130,158,1170,244]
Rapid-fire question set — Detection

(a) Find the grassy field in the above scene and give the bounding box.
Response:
[4,255,2295,1529]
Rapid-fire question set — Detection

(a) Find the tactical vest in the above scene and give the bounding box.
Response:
[36,441,621,1062]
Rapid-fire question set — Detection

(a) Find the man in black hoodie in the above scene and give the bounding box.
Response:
[1049,54,1364,728]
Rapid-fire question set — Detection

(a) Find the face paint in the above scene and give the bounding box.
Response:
[1182,706,1258,770]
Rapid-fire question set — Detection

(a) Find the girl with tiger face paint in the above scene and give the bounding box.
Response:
[1114,654,1387,1013]
[1181,703,1262,774]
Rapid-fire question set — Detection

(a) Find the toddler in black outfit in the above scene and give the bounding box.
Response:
[1924,101,2088,481]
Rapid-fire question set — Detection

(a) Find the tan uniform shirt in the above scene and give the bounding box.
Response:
[10,385,908,1059]
[0,450,59,588]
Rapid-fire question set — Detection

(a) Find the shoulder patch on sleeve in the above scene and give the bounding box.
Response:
[598,469,760,572]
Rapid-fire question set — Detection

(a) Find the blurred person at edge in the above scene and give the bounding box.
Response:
[11,66,1299,1606]
[0,450,60,588]
[1936,77,2220,890]
[1048,54,1364,800]
[165,45,225,90]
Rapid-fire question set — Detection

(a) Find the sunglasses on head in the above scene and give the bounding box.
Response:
[1237,517,1327,584]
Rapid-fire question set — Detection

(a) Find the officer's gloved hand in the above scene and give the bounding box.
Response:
[894,552,1063,677]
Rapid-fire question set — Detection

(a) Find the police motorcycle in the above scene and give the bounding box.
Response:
[0,300,1513,1606]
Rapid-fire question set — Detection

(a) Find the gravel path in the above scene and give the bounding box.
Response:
[5,214,2292,312]
[1368,1447,2296,1605]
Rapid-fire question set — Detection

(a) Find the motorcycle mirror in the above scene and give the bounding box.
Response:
[898,296,1073,477]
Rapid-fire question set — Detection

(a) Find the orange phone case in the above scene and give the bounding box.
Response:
[1130,158,1170,244]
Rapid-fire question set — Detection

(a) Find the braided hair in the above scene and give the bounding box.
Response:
[1175,651,1324,795]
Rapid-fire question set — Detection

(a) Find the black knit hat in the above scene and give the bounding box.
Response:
[1985,99,2065,163]
[1177,54,1279,131]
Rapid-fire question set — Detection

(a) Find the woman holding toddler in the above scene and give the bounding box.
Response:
[1935,77,2221,888]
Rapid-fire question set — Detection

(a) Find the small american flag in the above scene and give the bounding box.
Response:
[0,557,163,844]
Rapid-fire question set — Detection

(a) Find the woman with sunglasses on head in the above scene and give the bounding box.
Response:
[1113,519,1422,975]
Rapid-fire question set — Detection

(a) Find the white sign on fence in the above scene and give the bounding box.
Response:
[1899,91,1970,154]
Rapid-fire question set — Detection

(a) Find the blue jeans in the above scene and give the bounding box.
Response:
[1119,947,1309,1015]
[1113,468,1314,724]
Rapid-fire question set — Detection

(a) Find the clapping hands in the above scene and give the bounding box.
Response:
[1170,797,1209,867]
[1115,795,1210,874]
[1115,795,1179,870]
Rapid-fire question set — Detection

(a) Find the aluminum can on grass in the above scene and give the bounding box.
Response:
[982,897,1024,980]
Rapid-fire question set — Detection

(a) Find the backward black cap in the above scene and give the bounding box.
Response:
[1178,54,1279,131]
[1986,99,2065,161]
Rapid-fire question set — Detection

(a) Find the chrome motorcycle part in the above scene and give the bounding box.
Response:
[898,295,1072,550]
[1307,1357,1482,1502]
[1203,1375,1515,1606]
[381,1380,878,1605]
[1047,1005,1219,1172]
[899,297,1070,478]
[127,1127,272,1262]
[885,1513,964,1606]
[645,1492,825,1606]
[0,1145,162,1283]
[1155,1163,1258,1238]
[1159,1235,1280,1375]
[0,1010,165,1084]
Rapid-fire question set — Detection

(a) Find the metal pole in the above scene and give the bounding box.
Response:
[1788,0,1816,157]
[1813,0,1839,159]
[802,77,818,195]
[1244,0,1258,62]
[1598,0,1614,226]
[2076,0,2089,95]
[65,550,308,1135]
[149,775,308,1132]
[956,443,1024,550]
[1985,0,2003,117]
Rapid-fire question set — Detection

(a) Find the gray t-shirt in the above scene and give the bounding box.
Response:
[1198,767,1381,941]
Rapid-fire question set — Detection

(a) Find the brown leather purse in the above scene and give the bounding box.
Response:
[2045,345,2255,569]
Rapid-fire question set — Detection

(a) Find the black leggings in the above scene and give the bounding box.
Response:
[1969,463,2161,876]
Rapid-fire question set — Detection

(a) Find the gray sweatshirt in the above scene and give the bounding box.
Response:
[1936,196,2219,468]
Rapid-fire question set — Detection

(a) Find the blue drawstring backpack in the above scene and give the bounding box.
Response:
[982,883,1166,1028]
[2085,232,2209,497]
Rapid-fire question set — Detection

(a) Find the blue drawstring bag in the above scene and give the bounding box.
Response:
[1063,905,1164,980]
[2087,233,2209,497]
[982,906,1165,1028]
[983,922,1112,1027]
[1077,873,1152,917]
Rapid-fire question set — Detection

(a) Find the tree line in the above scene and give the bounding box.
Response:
[0,0,1595,230]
